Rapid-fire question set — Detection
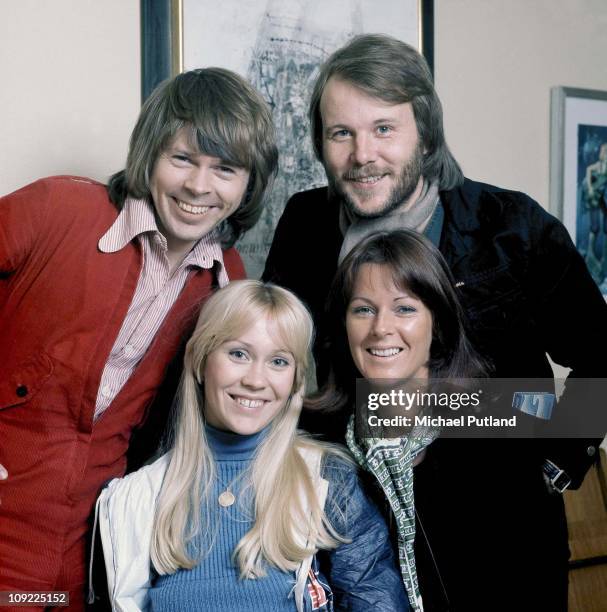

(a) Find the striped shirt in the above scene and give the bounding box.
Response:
[94,197,229,420]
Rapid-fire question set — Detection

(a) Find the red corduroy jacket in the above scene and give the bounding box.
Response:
[0,177,245,603]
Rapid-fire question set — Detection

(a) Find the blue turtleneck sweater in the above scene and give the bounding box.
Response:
[148,425,298,611]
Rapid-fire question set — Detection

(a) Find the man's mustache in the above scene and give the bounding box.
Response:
[342,166,389,181]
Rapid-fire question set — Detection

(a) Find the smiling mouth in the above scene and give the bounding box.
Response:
[367,347,403,357]
[174,198,211,214]
[230,395,266,409]
[349,175,384,184]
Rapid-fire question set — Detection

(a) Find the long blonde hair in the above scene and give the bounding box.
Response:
[151,280,349,577]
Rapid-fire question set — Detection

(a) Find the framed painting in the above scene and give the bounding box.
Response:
[141,0,434,277]
[550,86,607,296]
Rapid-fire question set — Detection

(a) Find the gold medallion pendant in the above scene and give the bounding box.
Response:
[218,490,236,507]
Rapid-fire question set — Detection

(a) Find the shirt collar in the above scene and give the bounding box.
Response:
[181,232,230,287]
[98,196,158,252]
[98,197,229,286]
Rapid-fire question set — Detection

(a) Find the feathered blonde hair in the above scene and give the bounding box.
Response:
[151,280,349,578]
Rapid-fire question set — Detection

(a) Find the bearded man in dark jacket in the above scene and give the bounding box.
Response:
[263,34,607,612]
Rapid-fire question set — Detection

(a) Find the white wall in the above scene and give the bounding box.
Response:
[0,0,140,196]
[434,0,607,380]
[435,0,607,208]
[2,1,607,212]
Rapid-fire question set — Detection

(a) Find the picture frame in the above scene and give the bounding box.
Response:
[550,86,607,296]
[141,0,434,277]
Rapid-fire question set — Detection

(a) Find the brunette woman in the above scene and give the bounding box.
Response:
[308,231,554,612]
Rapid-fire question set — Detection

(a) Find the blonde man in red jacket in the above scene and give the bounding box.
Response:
[0,68,277,611]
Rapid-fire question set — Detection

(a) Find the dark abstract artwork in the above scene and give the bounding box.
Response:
[238,6,352,277]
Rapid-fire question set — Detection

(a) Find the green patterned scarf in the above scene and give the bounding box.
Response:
[346,414,439,612]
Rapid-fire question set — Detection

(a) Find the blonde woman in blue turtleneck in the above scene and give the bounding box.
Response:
[97,280,408,611]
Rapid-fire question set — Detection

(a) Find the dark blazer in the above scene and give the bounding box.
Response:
[264,178,607,611]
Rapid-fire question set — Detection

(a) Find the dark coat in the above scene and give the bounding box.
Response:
[263,178,607,611]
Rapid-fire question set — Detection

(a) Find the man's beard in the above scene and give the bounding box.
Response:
[328,142,424,219]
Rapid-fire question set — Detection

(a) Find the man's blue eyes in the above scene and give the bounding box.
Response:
[172,154,190,163]
[170,155,235,173]
[330,126,391,138]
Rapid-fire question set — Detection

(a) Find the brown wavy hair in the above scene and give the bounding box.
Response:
[309,230,488,413]
[309,34,463,191]
[108,68,278,247]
